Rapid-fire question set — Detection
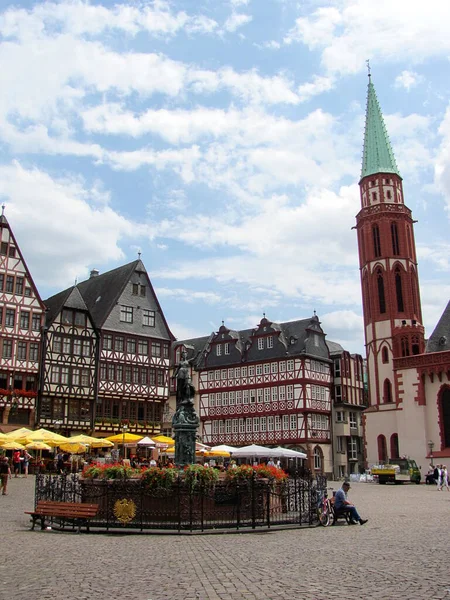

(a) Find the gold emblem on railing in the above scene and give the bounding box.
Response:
[113,498,136,525]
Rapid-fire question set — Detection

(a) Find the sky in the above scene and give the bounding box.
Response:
[0,0,449,354]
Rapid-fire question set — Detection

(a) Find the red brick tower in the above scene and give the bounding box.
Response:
[356,75,425,410]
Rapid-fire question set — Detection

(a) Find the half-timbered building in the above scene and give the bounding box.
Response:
[39,260,174,436]
[172,315,335,475]
[0,211,45,431]
[38,287,98,431]
[327,342,367,478]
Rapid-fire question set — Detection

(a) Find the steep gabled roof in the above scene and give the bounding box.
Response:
[426,300,450,353]
[360,77,401,181]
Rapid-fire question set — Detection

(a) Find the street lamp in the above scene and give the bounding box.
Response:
[121,423,129,459]
[427,440,434,466]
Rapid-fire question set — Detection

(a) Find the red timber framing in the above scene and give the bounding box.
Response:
[0,212,45,430]
[176,317,333,450]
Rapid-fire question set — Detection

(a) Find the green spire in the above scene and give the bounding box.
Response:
[360,77,401,181]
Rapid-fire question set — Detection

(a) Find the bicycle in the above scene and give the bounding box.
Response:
[317,487,334,527]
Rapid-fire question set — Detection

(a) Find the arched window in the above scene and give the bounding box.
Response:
[383,379,392,403]
[411,335,420,356]
[382,347,389,363]
[391,222,400,255]
[395,267,404,312]
[363,273,371,320]
[377,435,387,462]
[372,225,381,257]
[441,387,450,448]
[411,268,419,316]
[401,337,410,357]
[377,269,386,314]
[390,433,399,459]
[313,446,323,471]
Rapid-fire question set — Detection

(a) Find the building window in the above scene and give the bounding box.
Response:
[138,340,148,355]
[258,338,264,350]
[31,313,41,331]
[229,392,235,405]
[257,389,263,403]
[383,379,392,404]
[336,411,344,422]
[313,447,322,470]
[267,336,273,348]
[391,222,400,255]
[216,344,222,356]
[103,335,112,350]
[382,347,389,363]
[248,366,255,376]
[279,386,285,401]
[264,388,270,403]
[275,415,281,431]
[0,242,7,255]
[256,365,262,376]
[6,275,14,293]
[114,336,124,352]
[17,341,27,360]
[243,390,249,404]
[287,360,294,372]
[349,437,358,460]
[120,306,133,323]
[260,417,266,432]
[62,309,72,324]
[267,416,274,431]
[390,433,399,459]
[29,343,39,362]
[5,308,15,327]
[143,310,155,327]
[372,225,381,257]
[290,415,297,430]
[271,363,278,374]
[225,420,232,434]
[82,340,90,356]
[395,268,404,312]
[253,417,259,433]
[20,311,30,330]
[283,414,289,430]
[335,385,342,403]
[349,411,357,428]
[152,342,161,358]
[336,436,344,453]
[286,385,293,400]
[63,337,71,354]
[74,312,85,327]
[334,359,341,377]
[0,275,3,291]
[15,277,24,295]
[377,269,386,314]
[263,363,270,374]
[224,343,230,355]
[271,387,278,401]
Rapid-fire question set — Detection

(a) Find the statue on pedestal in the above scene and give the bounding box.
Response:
[172,351,199,466]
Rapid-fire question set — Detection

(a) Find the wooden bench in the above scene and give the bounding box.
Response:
[25,500,99,533]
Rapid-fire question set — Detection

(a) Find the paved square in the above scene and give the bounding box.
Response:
[0,477,448,600]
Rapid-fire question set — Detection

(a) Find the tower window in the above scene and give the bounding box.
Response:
[395,268,404,312]
[391,222,400,255]
[382,347,389,363]
[401,337,410,357]
[383,379,392,403]
[372,225,381,258]
[386,190,392,200]
[371,192,377,202]
[377,269,386,314]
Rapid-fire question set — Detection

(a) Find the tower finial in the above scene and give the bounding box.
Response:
[138,250,141,259]
[366,59,371,78]
[1,204,5,216]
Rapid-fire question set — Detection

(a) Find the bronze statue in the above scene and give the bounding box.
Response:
[173,350,193,407]
[172,350,199,466]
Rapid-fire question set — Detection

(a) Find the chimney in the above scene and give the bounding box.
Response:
[90,269,100,279]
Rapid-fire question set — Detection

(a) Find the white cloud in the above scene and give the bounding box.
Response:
[298,75,335,102]
[223,13,252,33]
[395,70,423,91]
[285,1,450,76]
[0,162,145,288]
[155,288,222,304]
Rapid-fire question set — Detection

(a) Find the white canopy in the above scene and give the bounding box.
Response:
[272,446,307,459]
[231,444,280,458]
[137,436,156,447]
[211,444,240,453]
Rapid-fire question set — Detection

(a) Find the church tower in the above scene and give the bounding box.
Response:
[356,76,425,460]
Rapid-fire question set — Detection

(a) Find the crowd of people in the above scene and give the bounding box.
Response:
[431,464,449,491]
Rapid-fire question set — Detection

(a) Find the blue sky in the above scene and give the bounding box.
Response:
[0,0,449,354]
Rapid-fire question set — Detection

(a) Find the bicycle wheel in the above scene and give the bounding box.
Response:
[319,509,331,527]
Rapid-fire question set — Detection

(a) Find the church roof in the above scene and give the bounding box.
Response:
[425,300,450,353]
[360,77,401,181]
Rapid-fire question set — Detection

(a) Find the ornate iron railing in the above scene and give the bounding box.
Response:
[35,471,326,532]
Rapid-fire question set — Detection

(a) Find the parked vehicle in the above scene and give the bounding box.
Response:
[371,458,421,484]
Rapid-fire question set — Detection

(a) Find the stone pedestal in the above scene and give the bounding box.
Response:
[172,402,199,467]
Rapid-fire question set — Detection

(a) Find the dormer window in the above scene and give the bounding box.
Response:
[224,343,230,355]
[258,338,264,350]
[267,336,273,349]
[216,344,222,356]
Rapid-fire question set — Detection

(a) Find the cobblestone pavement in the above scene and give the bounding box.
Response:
[0,477,449,600]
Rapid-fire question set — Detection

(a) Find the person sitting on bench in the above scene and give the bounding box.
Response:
[334,482,368,525]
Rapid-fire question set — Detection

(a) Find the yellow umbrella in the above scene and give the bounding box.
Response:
[1,441,25,450]
[16,429,69,445]
[0,433,8,442]
[67,435,113,448]
[152,435,175,445]
[106,433,143,444]
[205,450,230,457]
[59,442,86,454]
[3,427,32,439]
[25,441,52,451]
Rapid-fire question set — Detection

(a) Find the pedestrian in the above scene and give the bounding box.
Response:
[22,449,32,478]
[441,465,449,491]
[436,464,443,491]
[12,449,21,477]
[56,452,64,474]
[0,456,11,495]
